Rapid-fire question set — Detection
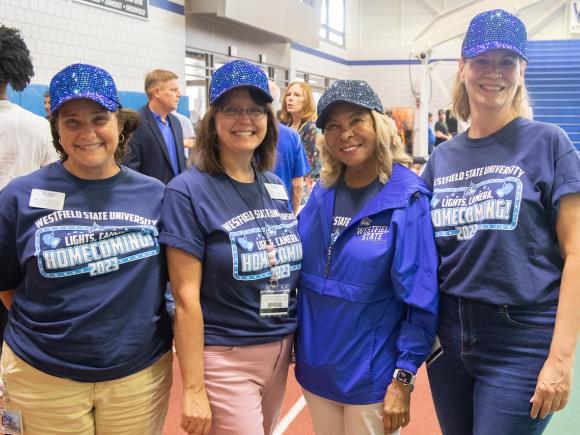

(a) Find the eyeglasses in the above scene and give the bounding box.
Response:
[218,105,267,120]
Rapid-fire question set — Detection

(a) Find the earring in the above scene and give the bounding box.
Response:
[119,134,125,143]
[58,138,63,146]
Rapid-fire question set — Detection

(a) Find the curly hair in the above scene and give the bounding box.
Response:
[191,88,278,174]
[319,109,411,187]
[50,107,140,163]
[0,25,34,91]
[279,81,317,126]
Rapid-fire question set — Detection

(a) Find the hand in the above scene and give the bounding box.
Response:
[530,355,573,419]
[181,388,212,434]
[383,380,412,433]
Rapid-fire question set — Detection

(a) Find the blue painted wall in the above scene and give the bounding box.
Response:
[8,84,190,117]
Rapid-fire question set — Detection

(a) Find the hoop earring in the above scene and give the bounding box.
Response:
[58,138,63,146]
[119,134,125,143]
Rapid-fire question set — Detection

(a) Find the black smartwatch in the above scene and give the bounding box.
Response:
[393,368,415,386]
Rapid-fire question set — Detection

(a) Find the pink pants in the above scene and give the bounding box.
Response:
[203,334,293,435]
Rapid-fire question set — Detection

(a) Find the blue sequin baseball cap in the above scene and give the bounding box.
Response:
[209,60,272,106]
[462,9,528,61]
[49,63,120,113]
[316,80,384,129]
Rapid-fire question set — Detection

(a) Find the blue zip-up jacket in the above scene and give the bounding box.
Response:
[295,164,439,405]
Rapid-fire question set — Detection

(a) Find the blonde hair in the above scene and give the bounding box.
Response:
[319,110,411,187]
[144,69,178,99]
[452,58,532,122]
[279,81,317,125]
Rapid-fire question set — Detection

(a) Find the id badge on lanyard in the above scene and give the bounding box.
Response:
[259,284,290,318]
[0,409,23,435]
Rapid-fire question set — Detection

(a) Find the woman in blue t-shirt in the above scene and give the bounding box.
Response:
[422,9,580,435]
[280,81,320,204]
[0,64,173,434]
[160,60,302,435]
[295,80,439,435]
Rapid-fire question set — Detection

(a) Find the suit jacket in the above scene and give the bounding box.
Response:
[124,105,186,184]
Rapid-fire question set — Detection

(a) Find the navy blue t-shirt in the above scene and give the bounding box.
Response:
[0,162,173,382]
[274,123,310,211]
[331,179,382,243]
[422,117,580,305]
[160,167,302,346]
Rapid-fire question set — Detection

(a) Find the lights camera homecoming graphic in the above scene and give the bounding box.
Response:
[34,210,160,278]
[430,164,524,241]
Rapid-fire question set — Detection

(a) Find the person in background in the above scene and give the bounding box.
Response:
[0,25,59,190]
[269,80,310,214]
[124,69,187,318]
[434,109,452,146]
[0,63,173,435]
[172,109,195,159]
[445,109,458,136]
[295,79,438,435]
[43,91,51,118]
[0,25,59,350]
[279,80,320,204]
[423,9,580,434]
[124,69,186,185]
[160,60,301,435]
[428,112,436,154]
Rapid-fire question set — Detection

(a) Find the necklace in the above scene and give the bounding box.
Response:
[225,166,279,287]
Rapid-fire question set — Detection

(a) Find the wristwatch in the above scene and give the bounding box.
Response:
[393,368,415,386]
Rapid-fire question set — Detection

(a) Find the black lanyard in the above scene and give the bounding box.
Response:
[225,166,280,286]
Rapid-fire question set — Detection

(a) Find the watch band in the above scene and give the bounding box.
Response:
[393,368,415,386]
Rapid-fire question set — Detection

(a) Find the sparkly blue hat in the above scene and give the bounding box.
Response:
[209,60,272,106]
[316,80,384,129]
[462,9,528,61]
[49,63,120,113]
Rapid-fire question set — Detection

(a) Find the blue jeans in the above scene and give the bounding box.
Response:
[427,293,556,435]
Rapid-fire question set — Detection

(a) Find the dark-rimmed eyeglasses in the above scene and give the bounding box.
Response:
[218,105,267,120]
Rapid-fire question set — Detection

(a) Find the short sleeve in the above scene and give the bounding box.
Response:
[0,187,23,290]
[159,186,206,261]
[292,135,310,178]
[552,136,580,209]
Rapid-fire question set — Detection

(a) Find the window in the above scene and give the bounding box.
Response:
[319,0,345,46]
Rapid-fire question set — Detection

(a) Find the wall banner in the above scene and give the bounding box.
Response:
[74,0,148,20]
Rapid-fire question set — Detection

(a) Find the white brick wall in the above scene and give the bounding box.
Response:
[1,0,186,91]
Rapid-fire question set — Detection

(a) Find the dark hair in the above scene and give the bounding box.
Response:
[412,156,427,165]
[50,106,140,163]
[0,26,34,91]
[191,87,278,174]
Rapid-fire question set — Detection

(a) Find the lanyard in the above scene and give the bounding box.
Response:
[225,167,280,288]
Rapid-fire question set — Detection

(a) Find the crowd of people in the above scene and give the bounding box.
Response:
[0,8,579,435]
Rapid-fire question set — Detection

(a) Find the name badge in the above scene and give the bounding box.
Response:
[29,189,65,210]
[264,183,288,201]
[0,409,23,434]
[260,286,290,317]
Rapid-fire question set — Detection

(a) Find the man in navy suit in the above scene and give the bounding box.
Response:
[124,69,186,184]
[124,70,187,319]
